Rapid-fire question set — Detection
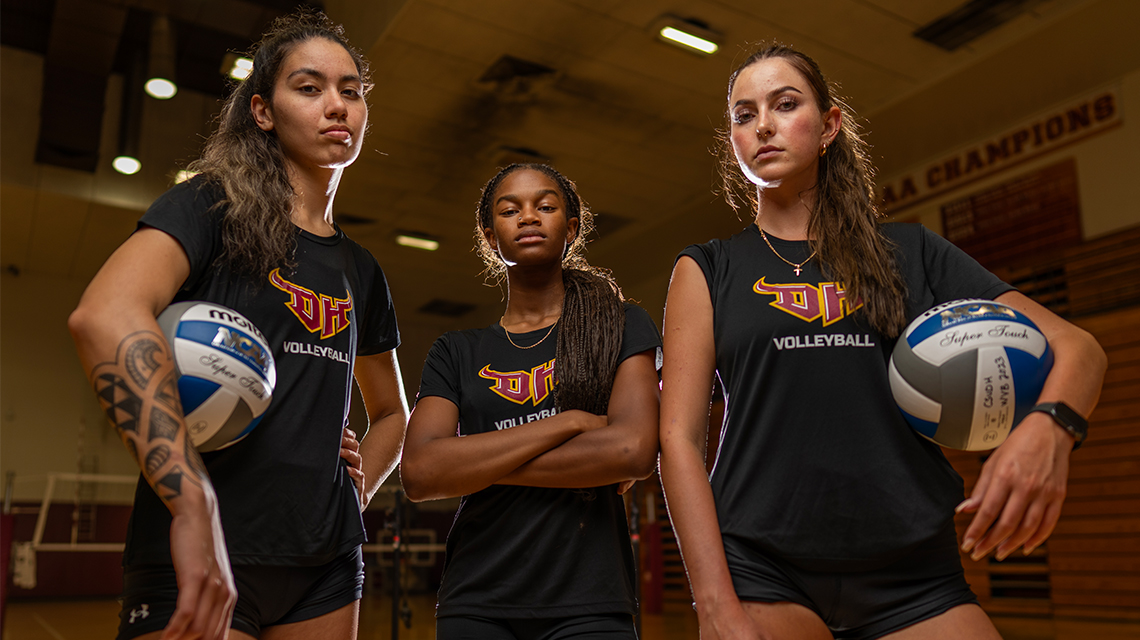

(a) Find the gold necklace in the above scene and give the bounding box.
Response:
[760,228,817,277]
[501,317,558,349]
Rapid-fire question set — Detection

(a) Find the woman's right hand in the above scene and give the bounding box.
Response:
[163,490,237,640]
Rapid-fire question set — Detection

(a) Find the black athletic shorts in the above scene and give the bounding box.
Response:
[723,523,978,640]
[436,613,638,640]
[117,546,364,639]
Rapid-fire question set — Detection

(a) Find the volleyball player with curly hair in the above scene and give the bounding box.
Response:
[69,11,408,640]
[401,163,661,639]
[658,44,1106,639]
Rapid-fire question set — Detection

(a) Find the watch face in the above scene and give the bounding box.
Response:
[1053,402,1081,425]
[1049,402,1088,441]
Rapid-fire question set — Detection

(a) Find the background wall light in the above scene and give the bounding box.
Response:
[395,232,439,251]
[221,53,254,81]
[145,15,178,99]
[655,16,720,56]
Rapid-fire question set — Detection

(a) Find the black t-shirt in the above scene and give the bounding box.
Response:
[125,177,400,566]
[418,303,661,618]
[679,223,1013,571]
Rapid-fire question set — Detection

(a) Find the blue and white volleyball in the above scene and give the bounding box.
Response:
[889,299,1052,451]
[156,301,276,452]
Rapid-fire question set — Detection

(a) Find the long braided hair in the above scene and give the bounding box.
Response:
[187,9,372,279]
[719,44,908,337]
[475,164,626,415]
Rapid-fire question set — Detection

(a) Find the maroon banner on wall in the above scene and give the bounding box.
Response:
[940,159,1082,270]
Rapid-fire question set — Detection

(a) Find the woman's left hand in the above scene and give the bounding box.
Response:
[341,427,368,511]
[957,413,1073,561]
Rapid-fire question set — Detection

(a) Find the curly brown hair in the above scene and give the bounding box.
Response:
[720,44,908,337]
[475,164,626,415]
[187,8,372,279]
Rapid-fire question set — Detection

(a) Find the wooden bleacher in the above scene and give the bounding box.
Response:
[950,225,1140,621]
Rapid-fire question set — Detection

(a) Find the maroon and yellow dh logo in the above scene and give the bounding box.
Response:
[269,269,353,339]
[752,278,863,326]
[479,358,555,405]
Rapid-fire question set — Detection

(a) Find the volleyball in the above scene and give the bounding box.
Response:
[889,299,1053,451]
[156,301,276,452]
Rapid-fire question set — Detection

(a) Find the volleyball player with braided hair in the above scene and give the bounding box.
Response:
[659,44,1105,639]
[69,10,407,640]
[401,163,660,638]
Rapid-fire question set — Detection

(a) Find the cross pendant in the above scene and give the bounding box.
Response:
[794,265,803,276]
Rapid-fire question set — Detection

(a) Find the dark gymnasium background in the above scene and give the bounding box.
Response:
[1,0,1138,638]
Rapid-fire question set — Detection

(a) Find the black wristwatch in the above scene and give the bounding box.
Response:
[1029,402,1088,450]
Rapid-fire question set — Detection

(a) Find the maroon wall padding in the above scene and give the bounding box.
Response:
[6,503,131,598]
[2,513,14,627]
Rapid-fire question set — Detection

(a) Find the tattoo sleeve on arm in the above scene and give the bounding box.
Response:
[94,373,142,435]
[91,331,207,505]
[125,340,163,388]
[155,371,182,413]
[145,445,171,476]
[156,465,185,500]
[148,407,180,442]
[182,429,209,481]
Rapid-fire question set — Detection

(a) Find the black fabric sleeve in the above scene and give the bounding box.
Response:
[677,241,721,309]
[917,225,1015,303]
[417,334,461,406]
[617,303,662,365]
[352,244,400,356]
[136,178,225,293]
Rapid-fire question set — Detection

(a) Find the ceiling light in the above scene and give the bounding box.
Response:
[655,17,720,56]
[114,51,145,176]
[231,57,253,80]
[145,78,176,99]
[221,53,254,81]
[395,233,439,251]
[145,15,178,99]
[112,156,141,175]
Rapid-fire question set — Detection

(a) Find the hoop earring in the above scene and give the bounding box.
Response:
[819,143,828,157]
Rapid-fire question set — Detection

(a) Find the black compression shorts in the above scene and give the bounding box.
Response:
[722,522,978,640]
[436,613,637,640]
[117,546,364,639]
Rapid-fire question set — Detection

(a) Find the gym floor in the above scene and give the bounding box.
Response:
[4,593,1139,640]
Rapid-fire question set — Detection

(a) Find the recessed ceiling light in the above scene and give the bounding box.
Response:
[145,77,177,99]
[220,53,254,81]
[113,155,141,175]
[396,233,439,251]
[655,17,720,56]
[145,15,178,99]
[231,57,253,80]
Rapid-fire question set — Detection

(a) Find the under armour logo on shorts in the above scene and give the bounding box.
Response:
[129,604,150,624]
